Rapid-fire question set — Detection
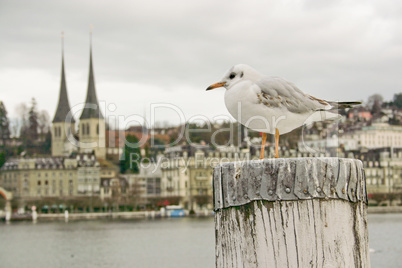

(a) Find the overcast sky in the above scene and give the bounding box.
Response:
[0,0,401,129]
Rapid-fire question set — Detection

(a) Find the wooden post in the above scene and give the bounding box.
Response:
[213,158,370,268]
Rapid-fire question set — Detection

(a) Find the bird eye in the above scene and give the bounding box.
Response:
[229,72,236,79]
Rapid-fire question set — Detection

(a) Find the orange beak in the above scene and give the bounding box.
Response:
[206,82,226,91]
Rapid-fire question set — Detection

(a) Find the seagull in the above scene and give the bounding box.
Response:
[206,64,360,159]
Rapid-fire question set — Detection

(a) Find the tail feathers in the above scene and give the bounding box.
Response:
[327,101,361,110]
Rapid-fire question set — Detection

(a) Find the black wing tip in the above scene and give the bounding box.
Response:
[339,101,361,105]
[325,101,362,110]
[335,101,362,109]
[338,101,362,105]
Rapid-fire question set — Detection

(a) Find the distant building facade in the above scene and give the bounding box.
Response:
[354,148,402,195]
[0,154,100,206]
[342,123,402,150]
[160,145,252,211]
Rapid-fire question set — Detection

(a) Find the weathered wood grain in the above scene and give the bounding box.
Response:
[214,158,370,268]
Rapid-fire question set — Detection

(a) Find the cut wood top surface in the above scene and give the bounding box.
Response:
[213,158,367,211]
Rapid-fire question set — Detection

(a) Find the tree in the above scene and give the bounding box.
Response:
[14,102,28,139]
[27,98,39,141]
[17,99,50,155]
[0,101,10,149]
[367,94,383,115]
[38,110,50,141]
[393,93,402,108]
[120,134,141,174]
[42,131,52,154]
[0,151,6,169]
[19,99,39,149]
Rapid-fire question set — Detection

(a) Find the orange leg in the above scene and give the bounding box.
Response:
[260,132,267,159]
[275,128,279,158]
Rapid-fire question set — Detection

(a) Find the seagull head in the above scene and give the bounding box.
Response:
[206,64,261,91]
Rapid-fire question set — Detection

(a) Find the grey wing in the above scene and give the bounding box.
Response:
[255,76,331,113]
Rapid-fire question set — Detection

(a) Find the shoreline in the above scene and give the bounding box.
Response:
[367,206,402,214]
[2,206,401,222]
[1,210,214,222]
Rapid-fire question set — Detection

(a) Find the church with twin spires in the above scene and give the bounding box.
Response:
[52,36,106,159]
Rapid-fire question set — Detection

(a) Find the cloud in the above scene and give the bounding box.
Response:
[0,0,401,123]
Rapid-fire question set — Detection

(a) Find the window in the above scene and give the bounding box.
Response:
[155,178,161,194]
[69,180,73,195]
[87,123,90,135]
[97,124,99,135]
[38,180,41,186]
[23,179,29,192]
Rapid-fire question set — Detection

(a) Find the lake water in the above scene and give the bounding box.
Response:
[367,213,402,268]
[0,214,401,267]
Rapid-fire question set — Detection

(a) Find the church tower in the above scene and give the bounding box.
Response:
[52,33,76,157]
[78,31,106,159]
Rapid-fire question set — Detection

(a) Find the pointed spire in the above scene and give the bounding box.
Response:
[53,31,75,123]
[80,26,104,120]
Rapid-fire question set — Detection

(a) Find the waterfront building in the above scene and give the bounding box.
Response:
[0,154,100,208]
[341,123,402,150]
[354,148,402,197]
[100,176,129,207]
[123,163,161,208]
[160,144,251,211]
[0,158,76,199]
[99,159,121,200]
[77,154,101,195]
